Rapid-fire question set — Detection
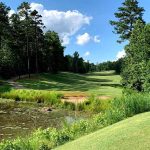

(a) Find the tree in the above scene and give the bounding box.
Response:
[9,13,26,77]
[0,45,15,78]
[0,2,10,49]
[64,55,73,72]
[0,2,93,79]
[18,2,32,78]
[72,52,79,73]
[44,31,65,73]
[110,0,145,43]
[122,20,150,92]
[30,10,44,73]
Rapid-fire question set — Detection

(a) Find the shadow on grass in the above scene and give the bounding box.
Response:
[100,83,122,88]
[16,72,121,92]
[86,71,117,76]
[0,81,12,93]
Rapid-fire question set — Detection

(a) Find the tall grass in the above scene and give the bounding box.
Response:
[0,89,63,106]
[0,93,149,150]
[0,89,109,113]
[76,95,110,113]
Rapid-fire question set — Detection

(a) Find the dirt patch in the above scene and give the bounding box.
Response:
[98,96,111,100]
[62,96,87,103]
[62,95,112,104]
[63,92,87,97]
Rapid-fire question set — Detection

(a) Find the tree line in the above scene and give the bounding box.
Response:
[95,58,123,74]
[0,2,94,79]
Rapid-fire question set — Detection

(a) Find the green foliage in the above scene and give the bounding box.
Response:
[95,59,124,74]
[0,2,10,48]
[110,0,145,43]
[0,2,94,79]
[122,21,150,92]
[0,82,12,93]
[1,93,149,149]
[64,52,92,74]
[56,112,150,150]
[77,95,110,113]
[44,31,65,73]
[0,43,16,79]
[0,89,63,106]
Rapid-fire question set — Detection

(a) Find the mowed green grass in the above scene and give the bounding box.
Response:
[55,112,150,150]
[17,71,122,97]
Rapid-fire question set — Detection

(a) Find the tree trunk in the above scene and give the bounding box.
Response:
[35,26,38,73]
[27,34,30,78]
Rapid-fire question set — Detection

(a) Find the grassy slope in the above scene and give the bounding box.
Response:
[56,112,150,150]
[17,71,122,97]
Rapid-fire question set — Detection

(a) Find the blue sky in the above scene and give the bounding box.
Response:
[2,0,150,63]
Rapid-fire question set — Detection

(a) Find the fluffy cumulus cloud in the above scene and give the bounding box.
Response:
[84,51,90,57]
[30,3,92,45]
[116,49,126,60]
[76,33,101,45]
[76,33,91,45]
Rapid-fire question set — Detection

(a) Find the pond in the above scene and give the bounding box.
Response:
[0,100,90,141]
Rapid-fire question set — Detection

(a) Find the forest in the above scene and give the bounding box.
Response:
[0,2,98,79]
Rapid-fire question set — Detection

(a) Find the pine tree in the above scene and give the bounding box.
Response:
[110,0,145,43]
[0,2,10,48]
[30,10,44,73]
[18,2,32,78]
[122,20,150,91]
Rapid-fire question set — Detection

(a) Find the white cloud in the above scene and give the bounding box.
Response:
[30,3,92,45]
[76,33,101,45]
[116,50,126,60]
[61,35,70,46]
[30,3,44,13]
[84,51,90,57]
[8,10,15,17]
[93,35,100,43]
[76,33,91,45]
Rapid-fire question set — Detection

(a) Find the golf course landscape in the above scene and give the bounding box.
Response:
[0,0,150,149]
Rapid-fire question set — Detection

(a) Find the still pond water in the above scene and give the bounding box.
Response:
[0,100,90,141]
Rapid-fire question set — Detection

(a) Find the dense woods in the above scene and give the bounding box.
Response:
[0,2,94,79]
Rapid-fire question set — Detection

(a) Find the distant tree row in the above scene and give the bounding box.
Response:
[0,2,93,79]
[95,58,123,74]
[64,52,96,73]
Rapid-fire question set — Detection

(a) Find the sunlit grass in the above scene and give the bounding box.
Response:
[17,71,122,97]
[56,112,150,150]
[0,89,63,106]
